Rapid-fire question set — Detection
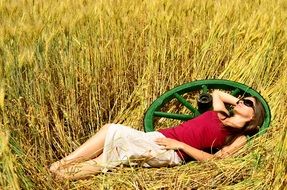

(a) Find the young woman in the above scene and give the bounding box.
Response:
[49,90,265,180]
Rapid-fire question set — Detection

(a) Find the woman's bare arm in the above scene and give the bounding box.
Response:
[214,135,247,158]
[212,90,240,115]
[177,136,247,160]
[155,138,214,161]
[155,135,247,161]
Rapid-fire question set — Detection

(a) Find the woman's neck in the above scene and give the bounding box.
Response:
[221,115,247,129]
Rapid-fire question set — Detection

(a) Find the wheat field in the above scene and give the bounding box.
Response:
[0,0,286,189]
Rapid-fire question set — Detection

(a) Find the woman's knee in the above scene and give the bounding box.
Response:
[102,123,112,130]
[101,123,118,133]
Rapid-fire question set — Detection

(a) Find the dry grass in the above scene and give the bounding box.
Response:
[0,0,286,189]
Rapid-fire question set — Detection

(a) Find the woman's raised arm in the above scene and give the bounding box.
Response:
[212,90,240,115]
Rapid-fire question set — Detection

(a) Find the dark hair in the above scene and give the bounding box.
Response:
[225,96,265,145]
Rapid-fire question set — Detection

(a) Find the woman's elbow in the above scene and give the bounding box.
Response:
[196,154,216,161]
[212,90,219,97]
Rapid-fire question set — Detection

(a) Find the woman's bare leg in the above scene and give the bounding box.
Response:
[55,154,104,180]
[50,124,111,172]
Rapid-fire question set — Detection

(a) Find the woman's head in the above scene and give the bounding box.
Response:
[233,96,265,136]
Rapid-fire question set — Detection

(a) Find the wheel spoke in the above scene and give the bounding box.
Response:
[231,88,240,96]
[154,111,194,121]
[173,93,200,115]
[201,85,208,94]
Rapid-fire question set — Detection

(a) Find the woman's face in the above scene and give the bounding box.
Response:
[234,97,256,121]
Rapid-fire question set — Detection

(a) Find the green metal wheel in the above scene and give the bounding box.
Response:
[144,79,271,136]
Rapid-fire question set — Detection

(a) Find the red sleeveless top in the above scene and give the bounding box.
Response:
[159,111,229,160]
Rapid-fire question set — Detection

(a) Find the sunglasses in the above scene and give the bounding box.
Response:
[236,98,255,110]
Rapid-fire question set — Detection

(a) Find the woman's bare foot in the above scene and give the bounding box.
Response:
[50,161,62,173]
[52,159,102,180]
[50,159,73,173]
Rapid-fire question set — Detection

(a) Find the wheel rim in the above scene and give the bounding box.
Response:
[144,79,271,135]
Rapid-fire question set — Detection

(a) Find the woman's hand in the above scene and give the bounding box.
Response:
[155,138,184,150]
[156,137,215,161]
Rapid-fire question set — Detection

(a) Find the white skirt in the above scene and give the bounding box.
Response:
[98,124,182,172]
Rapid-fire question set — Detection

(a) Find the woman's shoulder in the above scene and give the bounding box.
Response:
[198,110,220,119]
[210,110,229,120]
[202,110,217,115]
[203,110,223,118]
